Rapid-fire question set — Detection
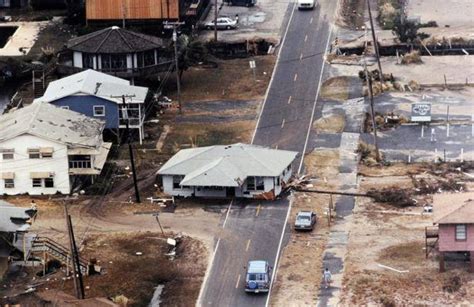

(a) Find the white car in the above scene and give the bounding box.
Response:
[205,17,238,30]
[297,0,315,10]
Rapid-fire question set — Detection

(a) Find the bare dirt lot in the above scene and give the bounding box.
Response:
[0,197,222,306]
[339,163,474,305]
[179,56,275,102]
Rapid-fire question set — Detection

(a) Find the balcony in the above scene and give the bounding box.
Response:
[119,118,141,127]
[68,143,111,176]
[57,61,173,79]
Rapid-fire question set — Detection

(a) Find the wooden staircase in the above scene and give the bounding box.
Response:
[31,236,89,275]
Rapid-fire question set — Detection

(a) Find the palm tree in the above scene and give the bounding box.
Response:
[177,35,208,79]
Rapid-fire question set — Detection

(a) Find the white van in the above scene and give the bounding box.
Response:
[297,0,315,10]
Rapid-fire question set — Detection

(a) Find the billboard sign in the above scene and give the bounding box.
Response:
[411,103,431,122]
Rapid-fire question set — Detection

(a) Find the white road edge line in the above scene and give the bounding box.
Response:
[265,196,293,307]
[196,200,233,306]
[251,1,297,144]
[297,24,334,174]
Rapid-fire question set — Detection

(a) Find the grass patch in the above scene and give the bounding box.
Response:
[313,114,346,134]
[320,77,350,101]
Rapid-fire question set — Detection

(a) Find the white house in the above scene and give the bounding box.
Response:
[157,143,298,199]
[0,102,111,195]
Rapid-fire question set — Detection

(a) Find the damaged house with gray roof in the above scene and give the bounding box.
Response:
[157,143,298,199]
[0,102,111,195]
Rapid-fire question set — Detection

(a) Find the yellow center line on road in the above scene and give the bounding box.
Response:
[246,239,251,251]
[281,119,285,128]
[235,274,241,288]
[256,204,261,216]
[304,35,308,42]
[294,74,298,81]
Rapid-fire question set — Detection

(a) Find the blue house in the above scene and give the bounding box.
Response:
[35,70,149,143]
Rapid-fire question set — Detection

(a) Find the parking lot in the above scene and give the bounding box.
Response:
[200,0,292,42]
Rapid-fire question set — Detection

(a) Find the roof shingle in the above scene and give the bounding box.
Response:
[67,26,166,54]
[157,143,298,187]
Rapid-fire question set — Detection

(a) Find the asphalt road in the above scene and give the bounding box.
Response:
[199,1,337,306]
[253,0,337,172]
[199,199,290,306]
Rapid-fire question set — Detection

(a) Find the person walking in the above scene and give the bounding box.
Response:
[323,268,332,289]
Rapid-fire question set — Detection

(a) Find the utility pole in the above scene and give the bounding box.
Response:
[64,201,85,299]
[112,95,141,203]
[367,0,384,83]
[164,21,185,113]
[153,213,165,235]
[214,0,218,42]
[364,62,381,162]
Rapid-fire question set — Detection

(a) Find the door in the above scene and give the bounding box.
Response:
[226,187,235,197]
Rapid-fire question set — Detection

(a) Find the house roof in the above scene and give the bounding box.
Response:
[157,143,298,187]
[0,200,37,233]
[67,26,166,54]
[34,69,148,104]
[433,192,474,224]
[0,102,105,148]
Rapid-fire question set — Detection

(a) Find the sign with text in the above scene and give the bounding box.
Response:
[411,103,431,122]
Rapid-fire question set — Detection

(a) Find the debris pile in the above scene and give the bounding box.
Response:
[367,188,416,207]
[367,176,465,208]
[442,275,462,293]
[401,51,423,65]
[357,142,384,166]
[412,177,465,194]
[365,112,409,132]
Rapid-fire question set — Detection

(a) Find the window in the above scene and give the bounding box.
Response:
[40,147,53,158]
[60,106,70,110]
[137,50,156,68]
[44,178,54,188]
[4,179,14,188]
[255,177,264,190]
[93,105,105,117]
[276,176,281,186]
[32,178,42,187]
[455,225,467,241]
[247,176,255,190]
[287,165,291,171]
[28,148,41,159]
[101,54,127,71]
[173,176,184,189]
[2,149,14,160]
[82,53,94,69]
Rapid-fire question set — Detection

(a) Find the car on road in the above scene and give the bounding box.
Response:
[245,260,271,293]
[294,211,316,231]
[204,17,238,30]
[224,0,256,6]
[297,0,315,10]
